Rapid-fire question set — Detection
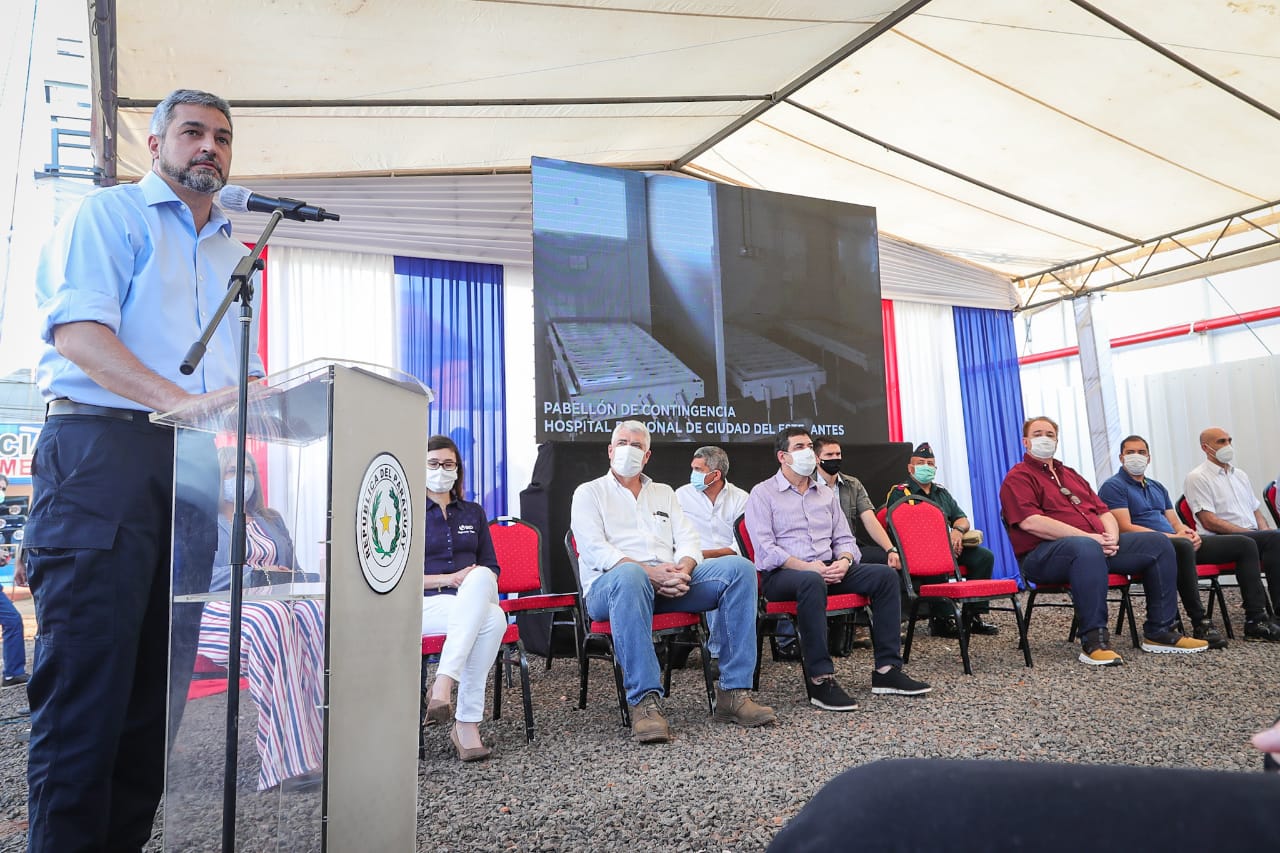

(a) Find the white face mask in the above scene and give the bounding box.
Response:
[222,477,255,504]
[1213,445,1235,465]
[611,444,646,478]
[1122,453,1149,476]
[426,467,457,494]
[1028,436,1057,460]
[787,447,817,477]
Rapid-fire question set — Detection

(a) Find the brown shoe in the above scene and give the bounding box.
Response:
[631,693,672,743]
[449,725,492,762]
[712,687,777,727]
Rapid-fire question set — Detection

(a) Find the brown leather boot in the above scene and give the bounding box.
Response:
[631,693,672,743]
[712,687,778,727]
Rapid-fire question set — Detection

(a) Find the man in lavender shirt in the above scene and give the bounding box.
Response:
[745,427,931,711]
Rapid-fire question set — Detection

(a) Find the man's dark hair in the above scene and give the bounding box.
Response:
[1119,434,1149,454]
[774,426,811,455]
[150,89,232,136]
[812,436,841,454]
[0,474,8,489]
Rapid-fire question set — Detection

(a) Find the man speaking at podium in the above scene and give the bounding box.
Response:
[25,89,263,852]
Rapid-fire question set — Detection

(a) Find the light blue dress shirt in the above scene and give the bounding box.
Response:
[35,171,265,410]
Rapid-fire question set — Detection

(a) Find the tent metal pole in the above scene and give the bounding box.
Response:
[89,0,118,186]
[1068,0,1280,125]
[670,0,936,170]
[782,99,1136,243]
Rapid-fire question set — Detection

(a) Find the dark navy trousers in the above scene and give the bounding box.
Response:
[1020,531,1178,636]
[23,414,216,853]
[0,589,25,679]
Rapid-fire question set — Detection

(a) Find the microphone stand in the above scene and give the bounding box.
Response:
[180,209,283,853]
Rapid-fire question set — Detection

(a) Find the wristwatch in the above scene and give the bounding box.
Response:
[886,546,899,555]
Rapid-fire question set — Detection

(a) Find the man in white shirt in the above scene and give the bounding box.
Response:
[1184,426,1280,615]
[571,421,775,743]
[675,446,749,665]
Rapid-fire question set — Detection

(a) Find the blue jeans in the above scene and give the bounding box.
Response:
[1020,532,1178,636]
[585,555,758,706]
[0,589,25,679]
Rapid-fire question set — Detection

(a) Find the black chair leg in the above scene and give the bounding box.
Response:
[419,654,431,759]
[1211,581,1234,639]
[493,648,504,721]
[515,640,534,742]
[608,637,629,727]
[699,620,716,715]
[753,618,765,691]
[956,617,973,676]
[902,599,921,664]
[1012,595,1032,668]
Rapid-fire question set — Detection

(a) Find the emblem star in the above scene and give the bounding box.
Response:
[379,510,393,533]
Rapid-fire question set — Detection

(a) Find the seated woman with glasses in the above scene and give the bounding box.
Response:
[421,434,506,762]
[197,447,325,792]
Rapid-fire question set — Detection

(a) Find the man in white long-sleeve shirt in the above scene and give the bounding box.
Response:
[571,421,774,743]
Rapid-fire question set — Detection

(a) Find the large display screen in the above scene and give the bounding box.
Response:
[532,157,887,444]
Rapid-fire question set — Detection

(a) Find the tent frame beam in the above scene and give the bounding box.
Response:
[670,0,935,170]
[1016,200,1280,311]
[116,95,768,109]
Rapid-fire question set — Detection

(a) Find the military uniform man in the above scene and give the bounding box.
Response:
[886,442,998,637]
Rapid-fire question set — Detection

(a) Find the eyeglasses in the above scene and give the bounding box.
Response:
[1059,486,1082,506]
[426,459,458,471]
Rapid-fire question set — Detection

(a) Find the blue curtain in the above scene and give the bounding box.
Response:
[953,307,1026,582]
[394,257,507,518]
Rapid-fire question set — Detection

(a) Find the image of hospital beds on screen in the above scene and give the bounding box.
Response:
[724,325,826,422]
[547,320,705,422]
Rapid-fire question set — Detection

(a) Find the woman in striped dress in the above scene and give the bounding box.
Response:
[197,448,324,792]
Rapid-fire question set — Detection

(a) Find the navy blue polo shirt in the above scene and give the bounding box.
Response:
[423,498,500,597]
[1098,469,1175,534]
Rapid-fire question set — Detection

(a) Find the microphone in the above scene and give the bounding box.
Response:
[218,185,340,222]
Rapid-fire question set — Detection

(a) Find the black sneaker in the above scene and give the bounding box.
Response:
[871,666,932,696]
[808,676,859,711]
[1244,618,1280,642]
[1192,621,1228,649]
[1,674,28,689]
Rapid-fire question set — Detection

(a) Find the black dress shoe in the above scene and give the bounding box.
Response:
[929,616,960,638]
[966,616,1000,636]
[1244,618,1280,642]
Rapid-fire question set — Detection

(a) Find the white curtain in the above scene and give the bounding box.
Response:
[266,246,397,371]
[892,300,976,520]
[263,246,398,576]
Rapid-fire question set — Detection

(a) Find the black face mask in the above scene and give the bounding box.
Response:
[818,459,842,476]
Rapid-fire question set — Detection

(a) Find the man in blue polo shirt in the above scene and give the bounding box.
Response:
[1099,434,1280,646]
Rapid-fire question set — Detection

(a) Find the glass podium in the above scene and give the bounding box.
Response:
[157,360,430,852]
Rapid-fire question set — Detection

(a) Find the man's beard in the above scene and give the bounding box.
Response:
[158,150,224,194]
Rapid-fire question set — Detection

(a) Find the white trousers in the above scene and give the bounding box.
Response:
[421,567,507,723]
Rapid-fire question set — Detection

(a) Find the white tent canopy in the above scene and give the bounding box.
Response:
[97,1,1280,298]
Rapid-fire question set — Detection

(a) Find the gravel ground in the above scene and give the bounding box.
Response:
[0,590,1275,852]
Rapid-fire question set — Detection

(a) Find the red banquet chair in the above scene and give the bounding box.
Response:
[1264,481,1280,529]
[1002,514,1141,650]
[490,517,583,670]
[887,497,1031,675]
[1175,495,1236,638]
[733,514,870,691]
[564,532,715,727]
[419,548,537,755]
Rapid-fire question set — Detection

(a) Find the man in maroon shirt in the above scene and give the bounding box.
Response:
[999,416,1207,665]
